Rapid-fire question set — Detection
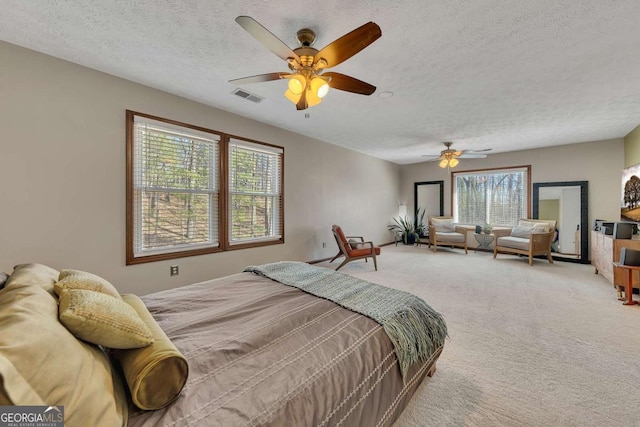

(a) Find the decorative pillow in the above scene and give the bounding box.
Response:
[4,263,59,295]
[432,218,455,232]
[59,289,154,349]
[510,225,537,238]
[0,272,8,290]
[55,269,121,299]
[0,264,127,425]
[112,294,189,410]
[348,239,361,250]
[519,221,550,232]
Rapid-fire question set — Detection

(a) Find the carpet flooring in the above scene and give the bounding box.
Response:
[314,245,640,427]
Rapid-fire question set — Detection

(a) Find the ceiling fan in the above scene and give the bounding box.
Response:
[229,16,381,110]
[422,142,491,169]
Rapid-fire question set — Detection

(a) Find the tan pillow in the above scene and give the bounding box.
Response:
[5,263,59,295]
[112,294,189,410]
[0,264,127,426]
[55,269,121,298]
[59,289,154,349]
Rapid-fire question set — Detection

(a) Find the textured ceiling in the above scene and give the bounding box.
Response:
[2,1,640,164]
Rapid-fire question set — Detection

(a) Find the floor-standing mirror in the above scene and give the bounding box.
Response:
[532,181,588,263]
[414,181,444,226]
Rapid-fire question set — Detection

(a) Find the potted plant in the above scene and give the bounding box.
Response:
[482,223,493,234]
[388,214,420,245]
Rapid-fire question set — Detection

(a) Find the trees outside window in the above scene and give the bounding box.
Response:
[127,111,283,265]
[228,139,282,244]
[453,166,530,226]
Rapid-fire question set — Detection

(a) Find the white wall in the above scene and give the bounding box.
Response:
[400,139,625,254]
[0,41,400,295]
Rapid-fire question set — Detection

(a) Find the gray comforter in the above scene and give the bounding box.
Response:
[128,271,444,426]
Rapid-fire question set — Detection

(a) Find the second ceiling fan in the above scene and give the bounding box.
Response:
[229,16,381,110]
[422,142,491,169]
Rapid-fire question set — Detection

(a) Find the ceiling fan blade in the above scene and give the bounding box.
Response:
[313,22,381,68]
[229,72,290,85]
[458,153,488,159]
[235,16,300,63]
[466,148,492,153]
[323,72,376,95]
[296,89,308,110]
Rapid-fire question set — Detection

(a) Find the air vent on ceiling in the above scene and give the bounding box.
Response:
[232,88,264,104]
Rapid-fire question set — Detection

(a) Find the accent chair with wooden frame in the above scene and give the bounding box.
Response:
[330,225,381,271]
[428,216,468,254]
[493,219,556,266]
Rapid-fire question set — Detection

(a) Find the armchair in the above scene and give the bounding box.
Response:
[330,225,381,271]
[493,219,556,266]
[428,216,468,254]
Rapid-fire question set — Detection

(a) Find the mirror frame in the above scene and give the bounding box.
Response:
[414,180,444,226]
[532,180,589,264]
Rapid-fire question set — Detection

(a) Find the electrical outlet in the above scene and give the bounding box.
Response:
[322,242,326,248]
[170,265,179,276]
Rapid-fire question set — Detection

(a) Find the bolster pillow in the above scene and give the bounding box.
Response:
[112,294,189,410]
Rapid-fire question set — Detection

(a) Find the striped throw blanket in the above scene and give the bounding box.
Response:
[244,261,447,380]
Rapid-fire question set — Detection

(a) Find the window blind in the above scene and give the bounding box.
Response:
[228,138,283,244]
[133,115,220,256]
[453,167,528,226]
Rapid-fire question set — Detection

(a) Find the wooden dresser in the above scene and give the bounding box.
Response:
[591,230,640,289]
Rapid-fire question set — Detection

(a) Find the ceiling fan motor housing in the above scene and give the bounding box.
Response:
[296,28,316,47]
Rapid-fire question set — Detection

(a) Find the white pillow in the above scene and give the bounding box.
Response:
[511,226,537,238]
[519,221,550,232]
[432,218,454,232]
[348,239,362,250]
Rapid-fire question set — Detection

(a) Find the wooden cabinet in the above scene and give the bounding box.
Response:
[591,230,640,289]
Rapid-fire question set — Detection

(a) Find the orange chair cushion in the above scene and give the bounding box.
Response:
[350,247,381,257]
[334,226,348,243]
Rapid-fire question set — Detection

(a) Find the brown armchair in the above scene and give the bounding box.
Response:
[493,219,556,266]
[330,225,381,271]
[428,216,468,254]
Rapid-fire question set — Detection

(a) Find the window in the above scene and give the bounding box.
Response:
[126,111,284,264]
[452,166,530,226]
[228,139,283,245]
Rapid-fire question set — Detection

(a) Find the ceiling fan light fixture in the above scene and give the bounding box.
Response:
[439,159,448,168]
[288,74,306,95]
[285,89,302,104]
[306,87,323,107]
[449,158,459,168]
[311,76,330,98]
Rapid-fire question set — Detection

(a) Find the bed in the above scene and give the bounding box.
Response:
[0,262,447,427]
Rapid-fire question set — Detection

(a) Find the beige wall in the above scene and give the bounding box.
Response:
[624,124,640,168]
[400,139,624,238]
[0,41,400,295]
